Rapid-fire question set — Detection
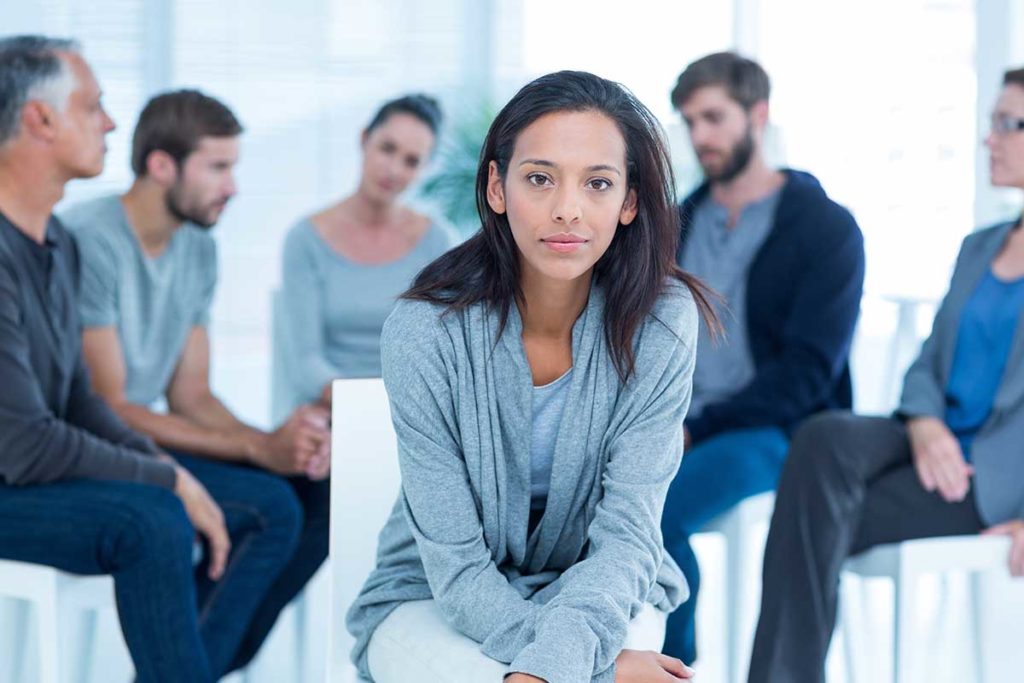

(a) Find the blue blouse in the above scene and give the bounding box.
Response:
[945,269,1024,459]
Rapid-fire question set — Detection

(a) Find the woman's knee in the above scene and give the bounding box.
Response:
[781,411,885,515]
[787,411,861,475]
[368,601,507,683]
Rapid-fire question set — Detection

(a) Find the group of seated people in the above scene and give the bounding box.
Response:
[0,33,1022,683]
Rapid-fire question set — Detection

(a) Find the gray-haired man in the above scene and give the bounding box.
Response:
[0,36,293,682]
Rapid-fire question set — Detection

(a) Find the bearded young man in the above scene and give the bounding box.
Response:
[61,90,331,675]
[659,51,866,666]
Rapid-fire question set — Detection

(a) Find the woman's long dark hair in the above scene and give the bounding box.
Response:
[404,70,718,380]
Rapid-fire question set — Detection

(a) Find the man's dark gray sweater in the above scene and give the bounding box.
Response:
[0,211,174,488]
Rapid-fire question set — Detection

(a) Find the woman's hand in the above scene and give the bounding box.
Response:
[906,416,973,502]
[615,649,695,681]
[982,519,1024,576]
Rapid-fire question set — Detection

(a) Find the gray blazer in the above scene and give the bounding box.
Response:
[898,219,1024,524]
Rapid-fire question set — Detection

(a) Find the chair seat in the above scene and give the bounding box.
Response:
[700,491,775,534]
[0,560,111,602]
[845,535,1011,578]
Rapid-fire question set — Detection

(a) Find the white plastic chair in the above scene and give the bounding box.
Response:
[841,534,1012,683]
[327,378,401,683]
[0,560,119,683]
[697,491,776,683]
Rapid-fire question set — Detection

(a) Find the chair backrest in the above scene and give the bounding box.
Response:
[327,378,401,683]
[270,289,300,425]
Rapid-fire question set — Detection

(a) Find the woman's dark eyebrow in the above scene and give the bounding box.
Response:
[518,159,622,175]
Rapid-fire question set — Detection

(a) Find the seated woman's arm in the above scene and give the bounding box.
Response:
[281,225,342,404]
[505,297,698,682]
[897,235,973,420]
[380,304,541,649]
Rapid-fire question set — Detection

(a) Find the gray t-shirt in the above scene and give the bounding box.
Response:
[530,368,572,510]
[681,189,781,418]
[62,195,217,407]
[280,218,455,405]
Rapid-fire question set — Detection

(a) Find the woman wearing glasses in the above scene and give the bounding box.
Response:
[748,66,1024,682]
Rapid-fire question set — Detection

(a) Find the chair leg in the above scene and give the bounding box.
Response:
[36,586,60,683]
[294,594,308,683]
[839,576,860,683]
[893,557,920,683]
[969,571,985,683]
[733,537,749,683]
[9,599,31,683]
[76,610,98,683]
[722,517,742,683]
[718,543,734,683]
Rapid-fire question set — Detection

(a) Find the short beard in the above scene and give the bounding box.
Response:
[705,124,755,184]
[165,182,215,229]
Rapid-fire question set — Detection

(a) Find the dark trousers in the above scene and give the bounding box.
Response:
[0,453,326,682]
[167,451,331,675]
[747,412,984,683]
[226,470,330,672]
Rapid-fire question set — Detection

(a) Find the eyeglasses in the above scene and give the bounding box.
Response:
[991,114,1024,136]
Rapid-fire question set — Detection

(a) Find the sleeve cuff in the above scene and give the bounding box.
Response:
[893,400,944,422]
[79,311,118,328]
[508,610,600,683]
[137,458,177,490]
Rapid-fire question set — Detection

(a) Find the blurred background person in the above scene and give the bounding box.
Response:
[659,51,865,666]
[279,94,455,410]
[62,89,331,675]
[748,66,1024,683]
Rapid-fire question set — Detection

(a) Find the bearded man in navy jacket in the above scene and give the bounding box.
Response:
[660,51,866,666]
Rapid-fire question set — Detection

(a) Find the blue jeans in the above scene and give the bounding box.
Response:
[226,470,330,672]
[0,454,307,681]
[660,427,789,664]
[170,452,330,675]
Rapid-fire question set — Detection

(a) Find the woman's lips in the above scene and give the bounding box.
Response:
[541,234,588,253]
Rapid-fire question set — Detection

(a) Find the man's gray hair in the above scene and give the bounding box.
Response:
[0,35,81,147]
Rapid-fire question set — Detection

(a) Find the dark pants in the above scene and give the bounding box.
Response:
[0,452,323,682]
[167,451,331,675]
[661,426,790,664]
[747,412,984,683]
[0,478,212,681]
[226,470,330,672]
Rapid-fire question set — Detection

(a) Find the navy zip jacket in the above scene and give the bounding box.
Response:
[677,169,865,444]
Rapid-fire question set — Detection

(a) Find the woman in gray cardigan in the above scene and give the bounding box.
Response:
[346,71,717,682]
[748,66,1024,682]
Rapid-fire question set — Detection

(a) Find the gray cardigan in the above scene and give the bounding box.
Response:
[346,282,697,682]
[898,220,1024,524]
